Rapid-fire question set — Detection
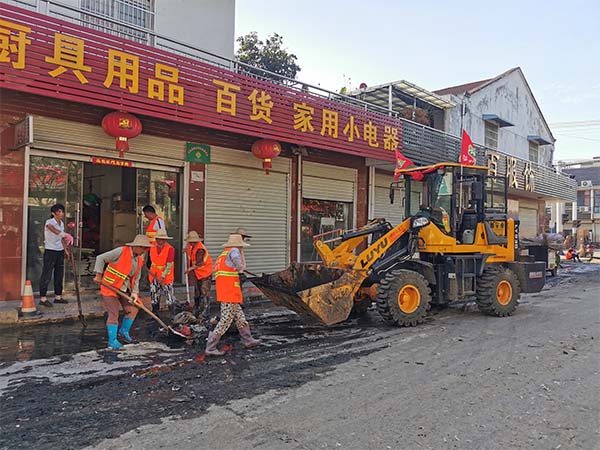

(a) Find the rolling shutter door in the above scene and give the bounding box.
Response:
[373,171,404,226]
[519,207,538,238]
[205,147,291,275]
[32,116,185,165]
[302,161,355,202]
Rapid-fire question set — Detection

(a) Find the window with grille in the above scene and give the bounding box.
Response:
[528,141,539,163]
[81,0,154,44]
[484,121,498,150]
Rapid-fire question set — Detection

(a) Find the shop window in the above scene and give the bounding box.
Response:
[301,199,353,262]
[81,0,154,43]
[484,121,498,150]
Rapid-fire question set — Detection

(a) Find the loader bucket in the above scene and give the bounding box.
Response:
[251,262,366,325]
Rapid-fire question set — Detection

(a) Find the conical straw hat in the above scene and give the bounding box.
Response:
[222,233,250,248]
[185,230,203,242]
[126,234,153,247]
[154,228,173,240]
[233,227,252,238]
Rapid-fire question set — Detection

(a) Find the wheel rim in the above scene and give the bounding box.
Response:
[397,284,421,314]
[496,280,513,306]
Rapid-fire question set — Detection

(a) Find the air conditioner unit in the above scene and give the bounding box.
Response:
[577,206,590,212]
[580,180,593,187]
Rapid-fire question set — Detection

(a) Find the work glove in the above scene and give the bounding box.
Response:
[238,273,247,284]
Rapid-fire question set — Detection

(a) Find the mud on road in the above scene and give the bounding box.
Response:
[0,263,599,450]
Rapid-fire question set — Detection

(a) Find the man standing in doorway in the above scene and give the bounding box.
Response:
[93,234,152,349]
[149,228,179,315]
[143,205,164,245]
[184,231,212,323]
[39,204,73,307]
[205,233,261,356]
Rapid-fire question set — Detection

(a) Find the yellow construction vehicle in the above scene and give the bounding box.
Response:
[252,163,546,326]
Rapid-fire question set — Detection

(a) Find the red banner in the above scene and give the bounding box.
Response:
[0,4,400,163]
[91,157,134,167]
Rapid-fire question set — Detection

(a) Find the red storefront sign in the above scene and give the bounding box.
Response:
[0,4,398,163]
[91,157,134,167]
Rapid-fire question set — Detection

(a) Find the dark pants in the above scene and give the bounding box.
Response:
[39,249,65,297]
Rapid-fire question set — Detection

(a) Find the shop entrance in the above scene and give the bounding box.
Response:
[26,155,182,294]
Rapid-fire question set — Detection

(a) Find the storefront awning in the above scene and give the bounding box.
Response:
[482,114,514,128]
[527,135,552,145]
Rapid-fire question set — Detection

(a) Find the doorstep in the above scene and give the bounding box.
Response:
[0,283,269,327]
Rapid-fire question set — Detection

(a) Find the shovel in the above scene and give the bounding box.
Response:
[63,240,86,328]
[99,281,189,339]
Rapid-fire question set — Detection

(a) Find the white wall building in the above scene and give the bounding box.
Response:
[435,67,555,168]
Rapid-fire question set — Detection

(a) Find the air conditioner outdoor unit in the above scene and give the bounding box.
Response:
[580,180,593,187]
[577,206,590,212]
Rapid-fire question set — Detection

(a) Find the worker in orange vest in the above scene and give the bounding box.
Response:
[93,234,152,350]
[143,205,164,245]
[149,228,181,314]
[205,233,261,356]
[184,230,213,323]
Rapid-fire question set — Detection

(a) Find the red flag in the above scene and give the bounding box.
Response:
[394,148,414,181]
[459,129,477,166]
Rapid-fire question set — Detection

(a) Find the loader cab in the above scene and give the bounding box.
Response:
[398,164,508,244]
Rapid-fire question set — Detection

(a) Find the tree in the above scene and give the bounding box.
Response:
[236,32,301,81]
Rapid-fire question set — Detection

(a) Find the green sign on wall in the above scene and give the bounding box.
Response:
[185,142,211,163]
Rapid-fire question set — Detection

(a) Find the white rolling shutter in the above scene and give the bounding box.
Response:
[518,207,538,238]
[302,161,356,202]
[205,147,291,275]
[373,171,404,226]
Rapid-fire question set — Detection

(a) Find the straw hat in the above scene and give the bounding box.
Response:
[222,233,250,248]
[233,227,252,239]
[154,228,173,240]
[126,234,153,247]
[185,230,203,242]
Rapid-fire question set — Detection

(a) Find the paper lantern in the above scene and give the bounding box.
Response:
[101,111,142,158]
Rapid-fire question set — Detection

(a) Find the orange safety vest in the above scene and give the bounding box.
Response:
[187,242,212,279]
[145,215,164,244]
[149,243,175,284]
[100,246,143,297]
[214,248,242,304]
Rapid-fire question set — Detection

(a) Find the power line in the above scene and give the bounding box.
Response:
[549,120,600,128]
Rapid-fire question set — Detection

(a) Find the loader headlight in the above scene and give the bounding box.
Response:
[411,216,430,229]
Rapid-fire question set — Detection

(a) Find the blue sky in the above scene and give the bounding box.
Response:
[236,0,599,162]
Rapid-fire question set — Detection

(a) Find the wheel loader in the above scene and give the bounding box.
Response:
[252,163,546,326]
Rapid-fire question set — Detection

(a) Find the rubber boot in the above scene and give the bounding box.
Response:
[239,325,261,348]
[205,331,225,356]
[119,318,135,344]
[107,324,123,350]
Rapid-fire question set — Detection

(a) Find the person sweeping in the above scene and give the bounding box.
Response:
[184,231,212,323]
[205,233,261,356]
[149,228,181,315]
[93,235,152,349]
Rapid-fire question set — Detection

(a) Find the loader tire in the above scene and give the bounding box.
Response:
[376,270,431,327]
[476,267,520,317]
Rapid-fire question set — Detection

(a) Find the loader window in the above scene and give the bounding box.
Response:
[431,172,453,214]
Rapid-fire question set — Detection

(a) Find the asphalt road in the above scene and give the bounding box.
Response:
[1,263,598,450]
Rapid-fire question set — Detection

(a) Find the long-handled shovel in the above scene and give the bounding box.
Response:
[64,242,87,328]
[99,281,189,338]
[183,253,191,306]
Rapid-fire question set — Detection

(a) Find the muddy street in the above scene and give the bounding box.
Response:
[1,264,599,450]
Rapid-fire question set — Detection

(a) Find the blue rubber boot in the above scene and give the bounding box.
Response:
[119,318,135,344]
[107,324,123,350]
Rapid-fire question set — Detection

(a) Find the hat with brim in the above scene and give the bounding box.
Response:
[154,229,173,240]
[233,227,252,239]
[185,230,203,243]
[126,234,153,247]
[222,233,250,248]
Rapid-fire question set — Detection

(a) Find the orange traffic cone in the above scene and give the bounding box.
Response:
[21,280,40,318]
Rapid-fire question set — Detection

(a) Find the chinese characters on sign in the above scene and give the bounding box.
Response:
[0,10,401,157]
[486,151,535,192]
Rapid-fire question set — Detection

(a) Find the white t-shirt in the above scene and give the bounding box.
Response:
[44,218,64,251]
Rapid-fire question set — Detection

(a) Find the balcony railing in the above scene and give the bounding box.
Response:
[2,0,577,202]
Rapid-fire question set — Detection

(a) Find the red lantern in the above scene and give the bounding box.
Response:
[101,111,142,158]
[251,139,282,175]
